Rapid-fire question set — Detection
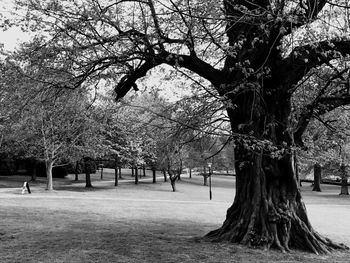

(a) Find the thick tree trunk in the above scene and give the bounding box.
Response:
[143,166,146,177]
[85,172,92,188]
[340,178,348,195]
[206,152,346,253]
[312,163,322,192]
[206,80,347,253]
[46,160,54,191]
[339,165,349,195]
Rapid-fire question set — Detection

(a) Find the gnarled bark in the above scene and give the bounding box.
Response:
[206,80,348,253]
[206,152,346,254]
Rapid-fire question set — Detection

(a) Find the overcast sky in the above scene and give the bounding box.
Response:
[0,0,31,51]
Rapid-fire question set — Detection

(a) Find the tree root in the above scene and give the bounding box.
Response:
[205,203,348,254]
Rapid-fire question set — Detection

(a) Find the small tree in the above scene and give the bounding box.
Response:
[165,146,183,192]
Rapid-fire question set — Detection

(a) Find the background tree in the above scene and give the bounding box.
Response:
[298,104,350,194]
[0,55,105,189]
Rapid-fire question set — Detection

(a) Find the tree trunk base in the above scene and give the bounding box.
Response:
[205,201,348,254]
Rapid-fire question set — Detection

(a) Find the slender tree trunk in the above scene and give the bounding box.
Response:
[170,176,176,192]
[131,167,134,177]
[83,157,94,188]
[46,160,54,191]
[30,159,37,182]
[135,166,138,184]
[312,163,322,192]
[143,166,146,177]
[189,168,192,178]
[114,157,119,185]
[114,166,118,187]
[339,164,349,195]
[74,161,79,181]
[152,168,156,183]
[118,167,122,179]
[162,169,167,182]
[100,166,104,180]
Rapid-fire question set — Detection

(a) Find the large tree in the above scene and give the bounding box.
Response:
[9,0,350,253]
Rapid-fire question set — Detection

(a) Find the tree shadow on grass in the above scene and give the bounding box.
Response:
[1,208,349,263]
[55,185,117,192]
[180,177,236,189]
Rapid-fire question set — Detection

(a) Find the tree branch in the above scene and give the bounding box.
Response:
[283,0,327,35]
[279,39,350,92]
[294,69,350,146]
[115,52,224,100]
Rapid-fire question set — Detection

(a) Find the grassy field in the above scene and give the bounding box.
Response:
[0,170,350,262]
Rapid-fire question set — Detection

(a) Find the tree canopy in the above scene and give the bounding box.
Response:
[3,0,350,254]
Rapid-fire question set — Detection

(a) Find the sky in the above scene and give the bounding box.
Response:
[0,0,31,51]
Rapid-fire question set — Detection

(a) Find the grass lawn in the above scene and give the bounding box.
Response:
[0,170,350,262]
